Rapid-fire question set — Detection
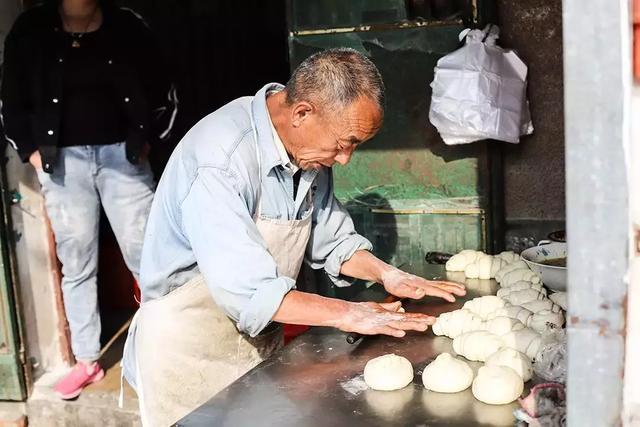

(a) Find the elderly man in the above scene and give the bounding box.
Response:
[123,48,465,425]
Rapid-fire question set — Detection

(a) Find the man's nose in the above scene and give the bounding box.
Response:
[334,147,354,165]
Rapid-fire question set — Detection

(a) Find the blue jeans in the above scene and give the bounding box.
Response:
[37,143,155,361]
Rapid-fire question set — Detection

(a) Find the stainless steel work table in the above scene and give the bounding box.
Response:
[177,264,527,426]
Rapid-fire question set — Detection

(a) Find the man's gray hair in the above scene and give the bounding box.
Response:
[285,48,385,114]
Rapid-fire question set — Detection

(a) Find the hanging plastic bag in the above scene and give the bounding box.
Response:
[429,25,534,145]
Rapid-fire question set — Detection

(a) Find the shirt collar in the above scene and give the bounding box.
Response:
[251,83,288,177]
[266,94,299,175]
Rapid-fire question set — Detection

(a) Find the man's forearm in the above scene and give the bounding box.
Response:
[338,250,393,283]
[272,290,350,327]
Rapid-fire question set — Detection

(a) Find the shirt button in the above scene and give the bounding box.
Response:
[47,130,54,135]
[45,163,50,169]
[58,58,63,63]
[52,98,59,103]
[124,97,130,103]
[108,59,113,65]
[139,124,144,129]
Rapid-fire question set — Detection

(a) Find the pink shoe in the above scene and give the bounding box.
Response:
[54,361,105,400]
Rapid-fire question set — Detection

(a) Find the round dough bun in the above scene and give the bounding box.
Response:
[422,353,474,393]
[485,348,533,382]
[472,365,524,405]
[364,354,414,391]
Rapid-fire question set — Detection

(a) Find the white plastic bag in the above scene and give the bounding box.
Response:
[429,25,533,145]
[533,330,567,383]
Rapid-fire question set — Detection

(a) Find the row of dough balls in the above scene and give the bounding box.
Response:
[434,294,564,359]
[445,250,523,280]
[445,249,545,288]
[363,352,524,405]
[433,296,564,338]
[424,352,525,405]
[423,282,567,405]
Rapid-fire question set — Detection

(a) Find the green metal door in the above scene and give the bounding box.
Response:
[0,164,26,400]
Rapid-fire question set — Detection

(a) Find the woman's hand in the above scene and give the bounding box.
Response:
[29,150,42,170]
[381,268,466,302]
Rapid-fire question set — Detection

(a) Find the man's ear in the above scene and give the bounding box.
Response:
[291,101,315,128]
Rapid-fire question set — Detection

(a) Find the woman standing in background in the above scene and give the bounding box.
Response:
[1,0,176,399]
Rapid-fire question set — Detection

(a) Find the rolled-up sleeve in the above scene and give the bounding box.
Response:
[180,167,295,337]
[306,168,373,287]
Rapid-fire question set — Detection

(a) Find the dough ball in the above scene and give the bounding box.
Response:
[484,317,525,336]
[461,249,482,264]
[446,250,482,271]
[501,328,543,360]
[364,354,414,391]
[446,253,469,272]
[463,296,506,320]
[453,331,503,362]
[464,278,497,295]
[464,262,481,279]
[422,353,474,393]
[549,291,568,310]
[487,306,533,325]
[521,299,561,314]
[495,260,528,282]
[485,348,533,382]
[500,269,541,287]
[529,310,565,334]
[464,254,493,279]
[496,251,521,265]
[501,288,546,306]
[477,254,494,279]
[490,257,507,279]
[472,365,524,405]
[434,309,483,338]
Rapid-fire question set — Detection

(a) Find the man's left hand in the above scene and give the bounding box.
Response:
[381,268,466,302]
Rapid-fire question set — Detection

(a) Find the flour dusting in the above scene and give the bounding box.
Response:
[340,374,369,397]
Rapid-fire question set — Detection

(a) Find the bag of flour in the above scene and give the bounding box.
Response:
[429,25,533,145]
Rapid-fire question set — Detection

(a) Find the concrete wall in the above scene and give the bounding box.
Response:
[625,85,640,426]
[0,1,69,379]
[496,0,566,249]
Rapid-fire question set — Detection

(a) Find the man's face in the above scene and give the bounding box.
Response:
[289,97,383,171]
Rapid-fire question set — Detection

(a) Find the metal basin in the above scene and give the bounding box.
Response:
[521,242,567,291]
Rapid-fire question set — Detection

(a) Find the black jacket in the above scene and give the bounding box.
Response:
[0,3,177,173]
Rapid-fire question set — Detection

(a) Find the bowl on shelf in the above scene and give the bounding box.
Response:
[521,242,567,291]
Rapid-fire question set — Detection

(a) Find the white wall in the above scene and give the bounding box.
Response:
[624,84,640,426]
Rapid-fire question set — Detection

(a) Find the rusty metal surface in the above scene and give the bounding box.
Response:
[178,264,525,427]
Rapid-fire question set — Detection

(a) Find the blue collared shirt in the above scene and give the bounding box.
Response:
[138,83,373,337]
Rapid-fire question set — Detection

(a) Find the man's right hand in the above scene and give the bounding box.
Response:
[335,301,436,338]
[29,151,42,170]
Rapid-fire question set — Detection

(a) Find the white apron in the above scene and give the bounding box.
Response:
[132,131,312,426]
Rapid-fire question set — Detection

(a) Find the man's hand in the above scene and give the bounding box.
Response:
[334,300,435,338]
[381,268,466,302]
[29,150,42,170]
